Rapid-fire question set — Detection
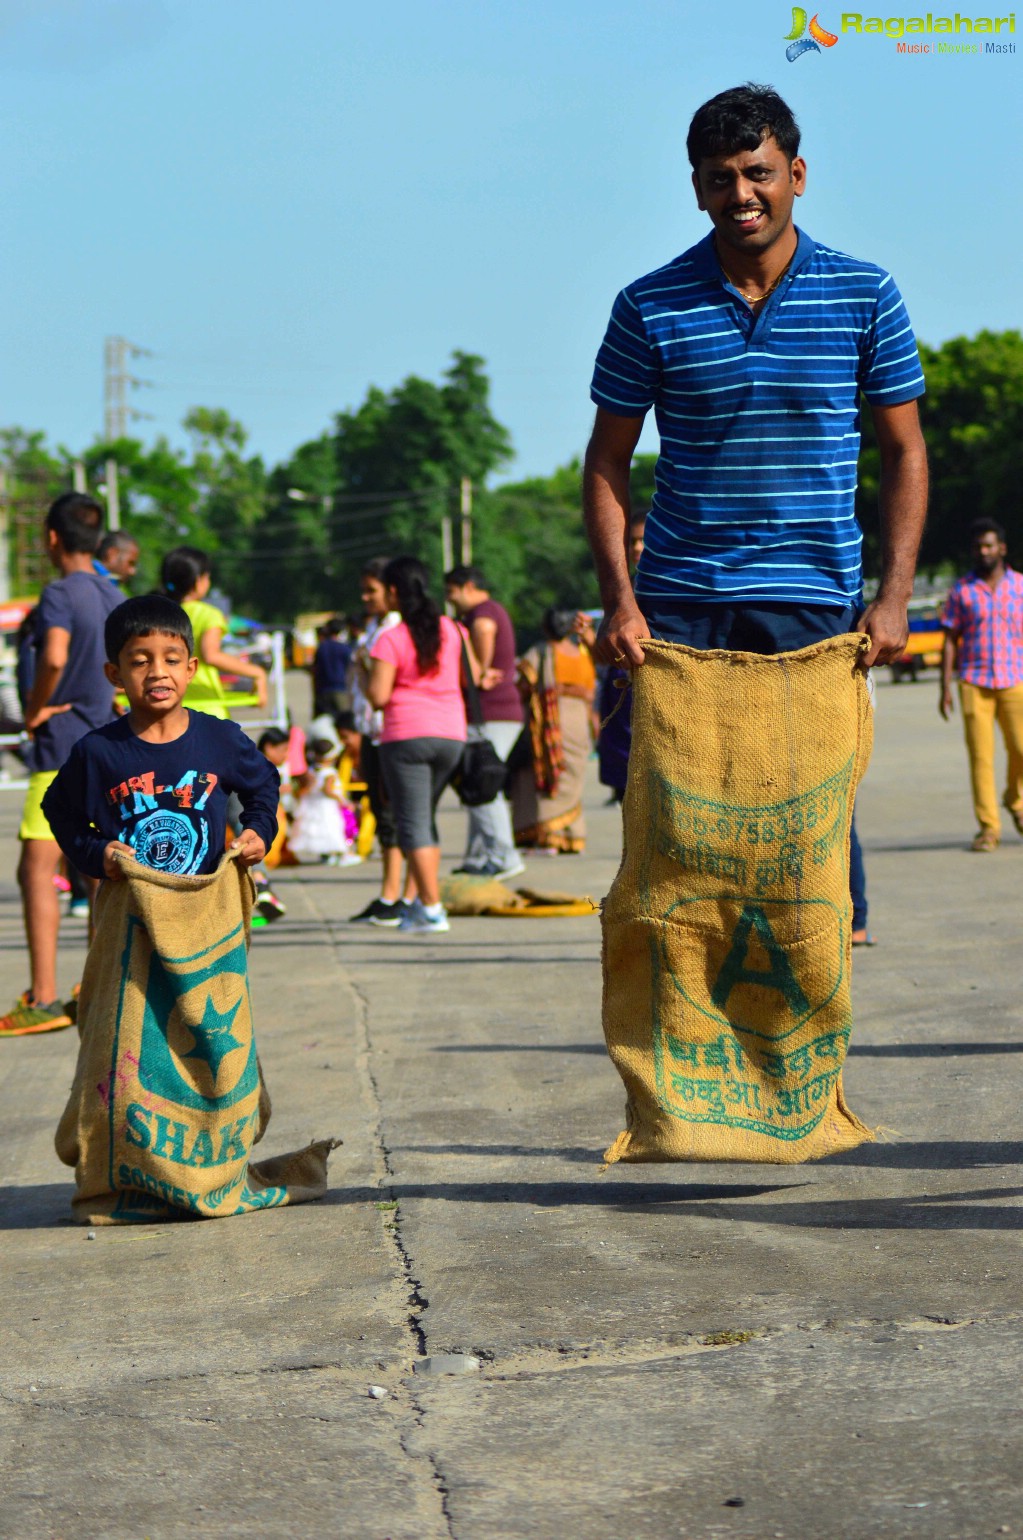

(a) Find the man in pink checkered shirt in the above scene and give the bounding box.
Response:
[940,517,1023,851]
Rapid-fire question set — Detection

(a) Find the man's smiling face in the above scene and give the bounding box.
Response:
[692,135,806,260]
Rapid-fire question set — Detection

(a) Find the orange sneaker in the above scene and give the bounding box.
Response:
[0,993,74,1037]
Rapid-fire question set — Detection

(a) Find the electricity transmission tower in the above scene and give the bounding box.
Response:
[103,336,154,439]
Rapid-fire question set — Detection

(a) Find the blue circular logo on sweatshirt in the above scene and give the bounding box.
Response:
[131,811,200,874]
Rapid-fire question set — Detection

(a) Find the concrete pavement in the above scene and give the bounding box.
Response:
[1,677,1021,1539]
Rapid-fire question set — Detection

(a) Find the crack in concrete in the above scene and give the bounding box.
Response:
[310,888,456,1540]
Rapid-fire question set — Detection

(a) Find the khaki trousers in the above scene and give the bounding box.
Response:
[959,681,1023,837]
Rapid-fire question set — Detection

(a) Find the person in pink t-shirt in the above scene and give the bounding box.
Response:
[368,556,479,934]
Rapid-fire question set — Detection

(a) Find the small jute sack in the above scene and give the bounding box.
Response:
[56,851,338,1224]
[602,635,873,1165]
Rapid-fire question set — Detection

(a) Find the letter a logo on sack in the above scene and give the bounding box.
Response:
[712,905,810,1018]
[784,7,838,59]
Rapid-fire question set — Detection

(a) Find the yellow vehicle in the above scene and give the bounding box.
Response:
[289,611,336,669]
[890,601,944,682]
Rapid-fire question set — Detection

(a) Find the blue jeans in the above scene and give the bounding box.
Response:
[849,810,868,932]
[638,598,859,653]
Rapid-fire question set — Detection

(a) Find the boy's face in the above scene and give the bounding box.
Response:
[262,740,290,767]
[105,631,197,718]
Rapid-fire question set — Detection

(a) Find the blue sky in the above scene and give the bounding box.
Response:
[0,0,1019,483]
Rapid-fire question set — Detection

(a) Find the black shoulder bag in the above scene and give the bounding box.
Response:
[450,634,509,807]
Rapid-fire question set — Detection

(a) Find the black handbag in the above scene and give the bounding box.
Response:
[451,635,509,807]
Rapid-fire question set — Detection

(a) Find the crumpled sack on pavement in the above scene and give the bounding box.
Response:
[602,635,874,1165]
[440,873,598,917]
[56,851,338,1224]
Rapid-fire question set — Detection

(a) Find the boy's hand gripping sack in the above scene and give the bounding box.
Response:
[602,635,874,1165]
[56,851,338,1223]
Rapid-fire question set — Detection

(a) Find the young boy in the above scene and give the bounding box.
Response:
[41,595,279,883]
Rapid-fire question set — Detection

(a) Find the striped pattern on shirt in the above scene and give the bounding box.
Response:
[590,228,925,606]
[941,569,1023,690]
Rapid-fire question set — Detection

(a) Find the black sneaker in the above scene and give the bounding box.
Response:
[351,898,405,927]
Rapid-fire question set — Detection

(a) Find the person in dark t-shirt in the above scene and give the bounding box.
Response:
[445,565,525,879]
[312,617,353,718]
[42,596,278,885]
[1,494,122,1039]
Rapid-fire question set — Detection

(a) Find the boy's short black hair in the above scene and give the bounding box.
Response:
[46,492,104,555]
[686,83,800,171]
[257,727,290,753]
[970,517,1006,544]
[105,595,194,664]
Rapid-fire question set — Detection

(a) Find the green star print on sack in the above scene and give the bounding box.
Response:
[56,850,338,1223]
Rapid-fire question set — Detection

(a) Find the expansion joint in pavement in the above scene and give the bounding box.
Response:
[304,891,456,1539]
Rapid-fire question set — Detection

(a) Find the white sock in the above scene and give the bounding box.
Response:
[423,902,444,918]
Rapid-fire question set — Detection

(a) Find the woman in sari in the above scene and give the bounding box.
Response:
[512,607,597,853]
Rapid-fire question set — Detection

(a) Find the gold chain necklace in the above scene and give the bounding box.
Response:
[720,256,793,307]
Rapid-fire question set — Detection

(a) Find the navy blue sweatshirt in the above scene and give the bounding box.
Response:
[42,711,280,879]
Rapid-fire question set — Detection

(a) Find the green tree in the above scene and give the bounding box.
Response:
[81,435,199,592]
[332,350,513,587]
[0,429,70,592]
[248,434,338,620]
[474,460,598,637]
[856,329,1023,579]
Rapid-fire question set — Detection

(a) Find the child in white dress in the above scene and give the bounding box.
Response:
[286,738,361,865]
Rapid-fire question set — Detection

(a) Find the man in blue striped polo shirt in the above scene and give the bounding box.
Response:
[584,83,928,666]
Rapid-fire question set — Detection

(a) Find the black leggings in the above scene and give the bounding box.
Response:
[378,737,464,851]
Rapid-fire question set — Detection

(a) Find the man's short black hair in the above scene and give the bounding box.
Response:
[105,595,194,664]
[970,517,1006,544]
[686,83,801,172]
[445,564,486,589]
[97,529,139,562]
[46,492,104,555]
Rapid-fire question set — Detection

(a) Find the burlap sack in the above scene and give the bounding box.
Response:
[602,635,873,1165]
[440,873,599,918]
[56,851,338,1223]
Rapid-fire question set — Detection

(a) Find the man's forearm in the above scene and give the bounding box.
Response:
[941,634,957,692]
[583,452,634,611]
[876,440,929,602]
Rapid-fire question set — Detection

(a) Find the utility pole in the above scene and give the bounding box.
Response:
[72,461,86,493]
[0,469,9,604]
[104,335,154,440]
[441,513,454,575]
[460,476,473,564]
[105,459,120,530]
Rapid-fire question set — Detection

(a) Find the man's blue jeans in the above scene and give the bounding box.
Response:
[638,598,859,653]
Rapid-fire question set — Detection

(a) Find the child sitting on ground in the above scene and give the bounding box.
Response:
[42,595,279,885]
[286,737,361,866]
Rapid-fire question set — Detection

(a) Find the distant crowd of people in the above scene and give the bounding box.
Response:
[0,492,621,1034]
[1,478,1018,1039]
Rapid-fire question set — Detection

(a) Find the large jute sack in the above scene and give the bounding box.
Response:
[56,851,338,1224]
[602,635,873,1165]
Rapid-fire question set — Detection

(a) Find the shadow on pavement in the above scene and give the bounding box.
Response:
[829,1140,1023,1167]
[849,1042,1023,1056]
[432,1042,605,1055]
[3,1177,1021,1231]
